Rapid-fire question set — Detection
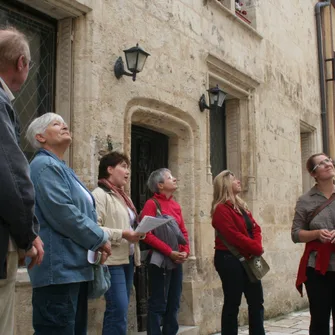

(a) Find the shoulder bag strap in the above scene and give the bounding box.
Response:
[151,197,162,216]
[216,230,245,261]
[307,193,335,225]
[240,209,253,238]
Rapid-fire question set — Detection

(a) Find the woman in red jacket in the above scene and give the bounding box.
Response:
[211,170,265,335]
[141,168,189,335]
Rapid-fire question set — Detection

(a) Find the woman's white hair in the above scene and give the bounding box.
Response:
[26,112,65,149]
[147,168,171,193]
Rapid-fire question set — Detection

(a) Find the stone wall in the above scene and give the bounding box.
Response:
[14,0,322,334]
[69,1,319,333]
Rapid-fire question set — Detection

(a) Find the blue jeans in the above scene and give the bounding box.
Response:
[102,256,134,335]
[147,264,183,335]
[214,250,265,335]
[32,281,88,335]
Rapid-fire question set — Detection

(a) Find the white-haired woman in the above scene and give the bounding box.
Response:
[211,170,265,335]
[25,113,111,335]
[141,168,190,335]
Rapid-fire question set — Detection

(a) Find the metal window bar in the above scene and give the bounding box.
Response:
[0,2,56,161]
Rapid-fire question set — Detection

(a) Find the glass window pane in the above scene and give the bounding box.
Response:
[0,2,56,161]
[210,104,227,178]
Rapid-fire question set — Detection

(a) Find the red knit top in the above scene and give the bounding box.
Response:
[296,240,335,296]
[140,193,190,256]
[212,202,263,258]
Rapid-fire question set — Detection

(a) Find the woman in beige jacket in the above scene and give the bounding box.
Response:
[92,151,143,335]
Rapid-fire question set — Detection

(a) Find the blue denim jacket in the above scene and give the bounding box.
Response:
[28,149,107,288]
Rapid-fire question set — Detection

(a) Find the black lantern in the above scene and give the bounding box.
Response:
[199,85,227,112]
[114,43,150,81]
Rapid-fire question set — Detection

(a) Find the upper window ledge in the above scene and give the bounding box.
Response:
[208,0,263,40]
[17,0,92,19]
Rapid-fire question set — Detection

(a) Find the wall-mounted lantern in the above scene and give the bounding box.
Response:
[199,85,227,112]
[114,43,150,81]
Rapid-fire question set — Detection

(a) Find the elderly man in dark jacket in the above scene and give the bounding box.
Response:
[0,27,44,335]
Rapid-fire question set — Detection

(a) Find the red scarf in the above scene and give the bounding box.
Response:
[98,178,139,222]
[296,240,335,296]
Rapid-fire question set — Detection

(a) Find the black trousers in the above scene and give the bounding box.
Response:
[305,267,335,335]
[214,250,265,335]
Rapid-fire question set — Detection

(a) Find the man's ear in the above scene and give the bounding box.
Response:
[35,134,46,144]
[16,55,25,71]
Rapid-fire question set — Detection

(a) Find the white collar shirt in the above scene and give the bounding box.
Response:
[0,77,15,102]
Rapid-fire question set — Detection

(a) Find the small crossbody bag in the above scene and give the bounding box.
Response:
[216,209,270,283]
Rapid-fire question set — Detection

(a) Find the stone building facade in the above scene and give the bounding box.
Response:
[1,0,327,334]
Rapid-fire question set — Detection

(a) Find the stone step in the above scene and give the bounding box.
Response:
[133,325,200,335]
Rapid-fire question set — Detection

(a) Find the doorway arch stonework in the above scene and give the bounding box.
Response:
[124,98,203,325]
[124,99,198,259]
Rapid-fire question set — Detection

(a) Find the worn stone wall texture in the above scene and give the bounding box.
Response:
[66,0,321,334]
[14,0,322,334]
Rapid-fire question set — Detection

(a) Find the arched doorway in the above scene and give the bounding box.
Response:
[131,125,169,331]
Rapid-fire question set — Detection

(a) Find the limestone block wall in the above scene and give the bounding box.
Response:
[12,0,321,334]
[251,0,321,318]
[67,0,321,334]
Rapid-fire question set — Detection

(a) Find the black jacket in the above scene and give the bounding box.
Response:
[0,84,37,279]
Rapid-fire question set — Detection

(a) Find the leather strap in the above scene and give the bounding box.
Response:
[151,198,162,216]
[241,209,253,238]
[307,193,335,225]
[216,230,244,261]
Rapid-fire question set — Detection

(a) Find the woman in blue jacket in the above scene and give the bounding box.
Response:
[25,113,111,335]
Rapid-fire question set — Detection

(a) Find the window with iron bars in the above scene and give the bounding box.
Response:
[210,103,227,179]
[0,1,57,161]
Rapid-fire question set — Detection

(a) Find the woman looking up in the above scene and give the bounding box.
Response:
[211,170,265,335]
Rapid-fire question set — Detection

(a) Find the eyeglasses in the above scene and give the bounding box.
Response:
[28,60,35,70]
[312,158,334,172]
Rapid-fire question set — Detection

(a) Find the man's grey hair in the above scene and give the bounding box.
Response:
[26,113,65,150]
[0,27,30,71]
[147,168,171,193]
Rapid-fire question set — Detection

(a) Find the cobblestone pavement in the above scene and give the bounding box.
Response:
[214,309,333,334]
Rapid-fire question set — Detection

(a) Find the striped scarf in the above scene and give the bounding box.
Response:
[97,178,139,222]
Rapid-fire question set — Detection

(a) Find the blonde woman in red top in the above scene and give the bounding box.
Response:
[141,168,189,335]
[211,170,265,335]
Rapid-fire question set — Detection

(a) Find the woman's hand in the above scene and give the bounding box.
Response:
[25,246,38,269]
[32,236,45,265]
[317,229,332,243]
[180,251,188,259]
[170,251,186,264]
[100,251,109,264]
[122,230,146,243]
[329,230,335,243]
[99,241,112,256]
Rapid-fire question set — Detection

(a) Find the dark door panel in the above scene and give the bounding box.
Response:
[131,125,168,332]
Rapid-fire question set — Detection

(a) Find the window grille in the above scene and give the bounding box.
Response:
[0,2,56,160]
